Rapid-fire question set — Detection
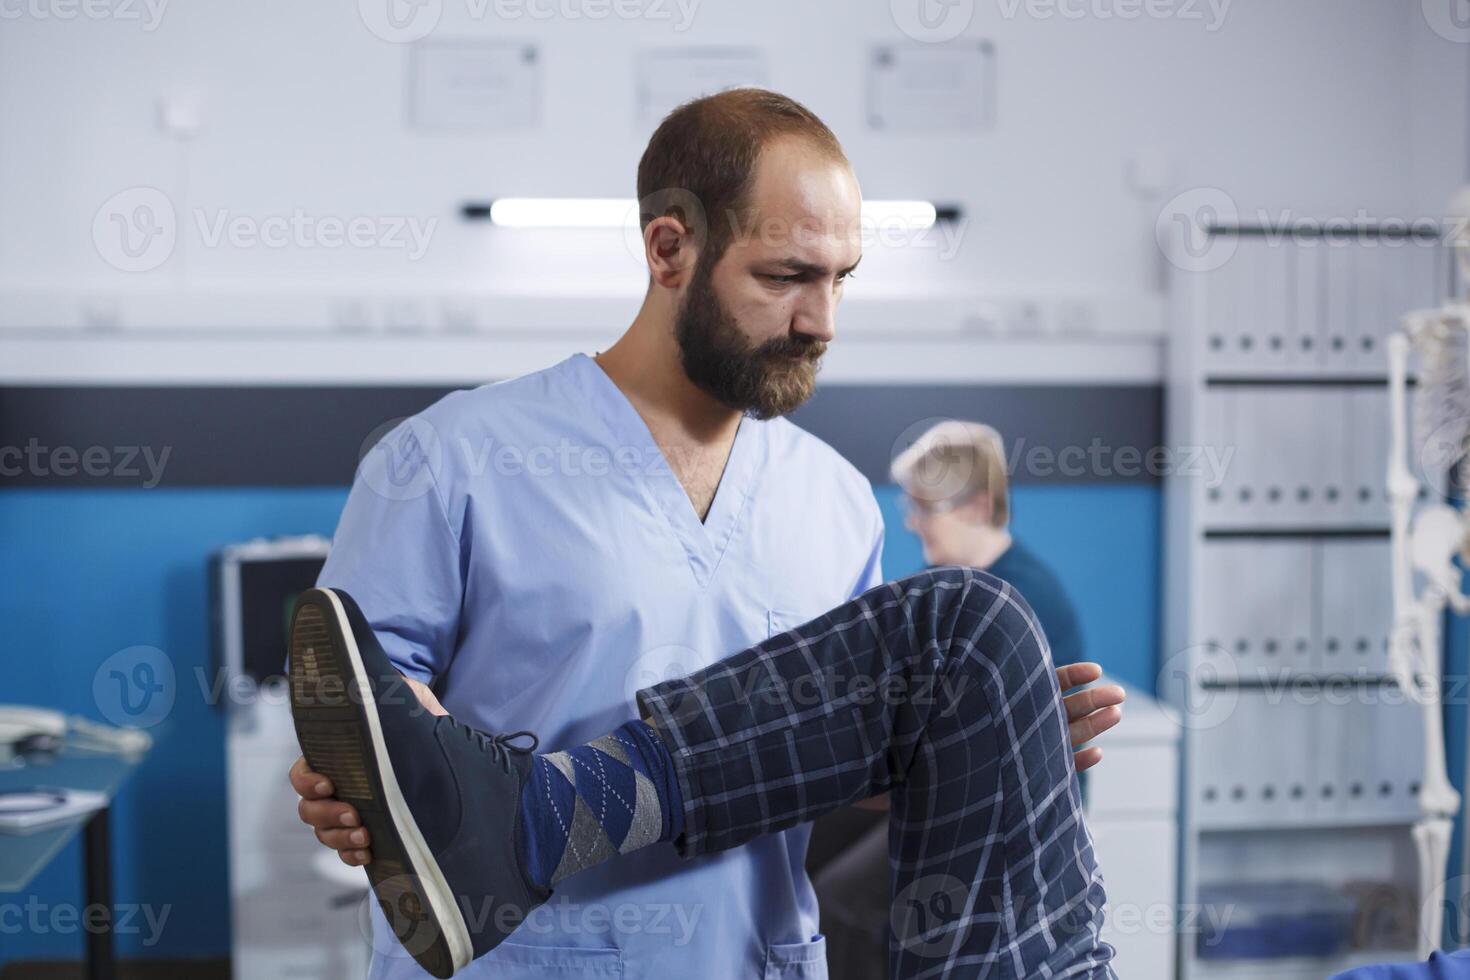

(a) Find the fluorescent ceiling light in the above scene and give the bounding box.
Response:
[486,198,941,230]
[489,198,635,228]
[860,200,937,228]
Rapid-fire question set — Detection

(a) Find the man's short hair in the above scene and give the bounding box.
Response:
[890,420,1010,527]
[636,88,849,273]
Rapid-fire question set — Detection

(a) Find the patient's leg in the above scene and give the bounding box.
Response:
[293,568,1113,978]
[636,566,1115,979]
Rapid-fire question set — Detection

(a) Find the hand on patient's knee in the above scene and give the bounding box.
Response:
[1056,662,1125,773]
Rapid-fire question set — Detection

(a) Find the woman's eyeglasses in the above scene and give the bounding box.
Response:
[898,493,963,518]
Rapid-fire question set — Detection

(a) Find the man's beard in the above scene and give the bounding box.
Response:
[674,258,826,421]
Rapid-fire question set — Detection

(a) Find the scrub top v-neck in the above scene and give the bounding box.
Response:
[572,353,761,590]
[317,351,886,980]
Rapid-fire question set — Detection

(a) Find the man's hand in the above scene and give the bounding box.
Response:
[1057,662,1125,773]
[289,675,447,867]
[853,661,1124,811]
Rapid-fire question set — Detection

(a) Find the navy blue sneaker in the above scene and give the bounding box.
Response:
[287,587,552,978]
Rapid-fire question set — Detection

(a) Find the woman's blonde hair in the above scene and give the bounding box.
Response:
[890,420,1010,526]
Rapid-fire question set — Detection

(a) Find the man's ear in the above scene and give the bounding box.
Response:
[645,216,698,289]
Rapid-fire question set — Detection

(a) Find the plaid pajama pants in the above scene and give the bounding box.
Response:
[635,566,1117,979]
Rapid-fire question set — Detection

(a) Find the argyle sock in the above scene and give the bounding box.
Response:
[516,719,685,889]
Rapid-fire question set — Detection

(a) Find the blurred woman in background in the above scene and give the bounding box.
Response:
[812,419,1115,980]
[893,419,1084,672]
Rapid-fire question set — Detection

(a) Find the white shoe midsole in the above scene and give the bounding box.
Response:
[321,589,473,972]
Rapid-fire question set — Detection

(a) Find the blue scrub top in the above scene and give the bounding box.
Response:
[317,352,886,979]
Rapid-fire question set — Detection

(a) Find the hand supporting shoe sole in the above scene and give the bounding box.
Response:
[287,587,552,978]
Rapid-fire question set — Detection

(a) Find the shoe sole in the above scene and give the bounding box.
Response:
[288,588,472,979]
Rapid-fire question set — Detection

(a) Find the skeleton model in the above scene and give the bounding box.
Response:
[1386,193,1470,955]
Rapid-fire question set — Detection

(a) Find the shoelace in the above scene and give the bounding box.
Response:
[450,718,540,774]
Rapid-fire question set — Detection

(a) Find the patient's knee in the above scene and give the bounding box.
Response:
[945,566,1051,673]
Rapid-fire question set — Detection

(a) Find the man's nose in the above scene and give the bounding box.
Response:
[792,289,837,344]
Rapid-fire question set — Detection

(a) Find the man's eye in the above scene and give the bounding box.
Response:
[766,274,797,285]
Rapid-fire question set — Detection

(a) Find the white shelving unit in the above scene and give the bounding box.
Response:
[1162,224,1451,979]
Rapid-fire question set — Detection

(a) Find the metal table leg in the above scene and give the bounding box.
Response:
[83,805,114,980]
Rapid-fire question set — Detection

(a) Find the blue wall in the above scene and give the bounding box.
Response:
[0,481,1160,965]
[0,488,350,964]
[873,483,1162,694]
